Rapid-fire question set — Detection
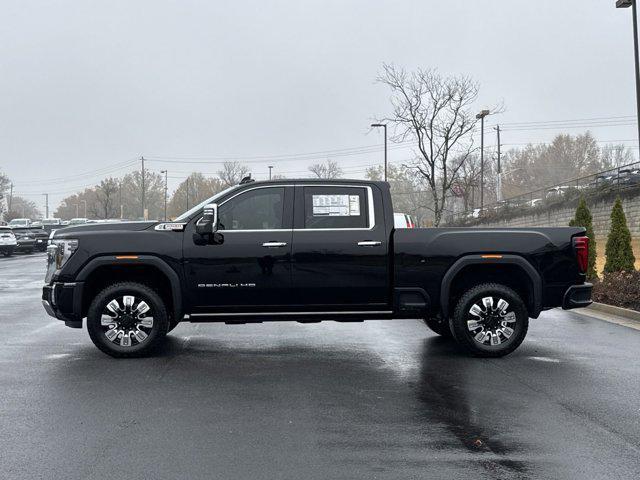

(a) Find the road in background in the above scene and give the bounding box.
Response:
[1,254,639,479]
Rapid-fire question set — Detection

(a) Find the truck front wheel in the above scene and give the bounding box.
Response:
[449,283,529,358]
[87,282,169,358]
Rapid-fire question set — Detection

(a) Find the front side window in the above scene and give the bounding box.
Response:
[218,187,285,230]
[303,186,369,229]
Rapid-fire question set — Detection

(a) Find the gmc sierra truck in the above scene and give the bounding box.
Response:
[42,179,592,358]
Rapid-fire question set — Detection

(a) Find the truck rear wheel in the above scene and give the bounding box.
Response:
[87,282,169,358]
[449,283,528,358]
[423,316,452,337]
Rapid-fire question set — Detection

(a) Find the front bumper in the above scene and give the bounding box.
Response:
[562,283,593,310]
[42,282,84,328]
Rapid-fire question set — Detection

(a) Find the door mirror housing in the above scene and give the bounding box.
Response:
[195,203,218,235]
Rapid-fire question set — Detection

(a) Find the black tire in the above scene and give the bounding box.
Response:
[87,282,169,358]
[423,316,452,337]
[2,249,12,257]
[25,248,34,254]
[449,283,529,358]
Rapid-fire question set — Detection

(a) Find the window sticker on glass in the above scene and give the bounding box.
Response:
[312,194,360,217]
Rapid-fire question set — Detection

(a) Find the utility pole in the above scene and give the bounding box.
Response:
[75,203,79,217]
[495,125,503,202]
[140,155,145,220]
[8,183,13,212]
[268,166,273,180]
[371,123,388,181]
[617,0,640,155]
[160,170,168,221]
[42,193,49,218]
[476,110,490,211]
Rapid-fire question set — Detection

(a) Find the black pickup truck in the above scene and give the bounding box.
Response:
[42,179,592,358]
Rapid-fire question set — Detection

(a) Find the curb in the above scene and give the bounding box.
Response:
[586,302,640,323]
[575,302,640,331]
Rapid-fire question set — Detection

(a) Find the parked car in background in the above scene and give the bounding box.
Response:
[465,208,482,219]
[11,227,37,253]
[393,213,416,228]
[0,226,17,257]
[591,174,615,189]
[545,186,571,199]
[41,218,62,232]
[69,218,88,225]
[29,226,50,251]
[8,218,31,227]
[617,168,640,186]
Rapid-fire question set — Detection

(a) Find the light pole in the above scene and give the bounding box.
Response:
[476,110,490,210]
[268,166,273,180]
[494,125,502,202]
[81,200,87,218]
[160,170,168,221]
[371,123,388,181]
[42,193,49,218]
[617,0,640,155]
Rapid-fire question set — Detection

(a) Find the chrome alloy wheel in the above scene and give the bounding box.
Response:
[467,296,517,346]
[100,295,154,348]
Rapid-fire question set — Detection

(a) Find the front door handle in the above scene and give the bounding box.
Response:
[262,241,288,248]
[357,241,382,247]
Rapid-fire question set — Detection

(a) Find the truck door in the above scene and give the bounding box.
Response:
[183,185,294,312]
[290,184,389,310]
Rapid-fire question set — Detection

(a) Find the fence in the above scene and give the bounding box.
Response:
[447,161,640,226]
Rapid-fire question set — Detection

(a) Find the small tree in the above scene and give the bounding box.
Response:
[569,198,597,279]
[604,198,635,273]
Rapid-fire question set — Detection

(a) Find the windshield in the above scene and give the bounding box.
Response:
[41,219,60,225]
[174,185,239,221]
[8,219,29,226]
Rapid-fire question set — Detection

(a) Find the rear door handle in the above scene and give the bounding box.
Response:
[357,241,382,247]
[262,242,288,248]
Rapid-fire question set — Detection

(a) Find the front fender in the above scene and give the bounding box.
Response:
[75,255,183,320]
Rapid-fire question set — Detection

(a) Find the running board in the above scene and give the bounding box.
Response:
[187,310,394,323]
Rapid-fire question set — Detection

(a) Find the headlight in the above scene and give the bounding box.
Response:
[50,239,79,270]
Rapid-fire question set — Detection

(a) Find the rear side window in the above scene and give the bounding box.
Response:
[303,186,369,229]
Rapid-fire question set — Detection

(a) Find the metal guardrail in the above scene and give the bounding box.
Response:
[448,160,640,225]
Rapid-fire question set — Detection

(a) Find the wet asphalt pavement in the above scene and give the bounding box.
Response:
[1,253,639,479]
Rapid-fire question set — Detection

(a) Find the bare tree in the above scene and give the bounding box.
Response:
[455,154,482,212]
[308,159,342,179]
[0,170,10,220]
[601,143,635,169]
[218,161,250,187]
[167,172,226,218]
[93,178,119,219]
[377,64,482,226]
[6,196,40,220]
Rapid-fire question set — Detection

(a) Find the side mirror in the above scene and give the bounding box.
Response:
[195,203,218,235]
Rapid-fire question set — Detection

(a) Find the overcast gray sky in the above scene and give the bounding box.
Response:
[1,0,638,212]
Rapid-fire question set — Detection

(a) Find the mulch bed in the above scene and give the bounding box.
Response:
[592,271,640,312]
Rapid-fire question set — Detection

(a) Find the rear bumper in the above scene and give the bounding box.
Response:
[562,283,593,310]
[42,282,84,328]
[16,240,36,251]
